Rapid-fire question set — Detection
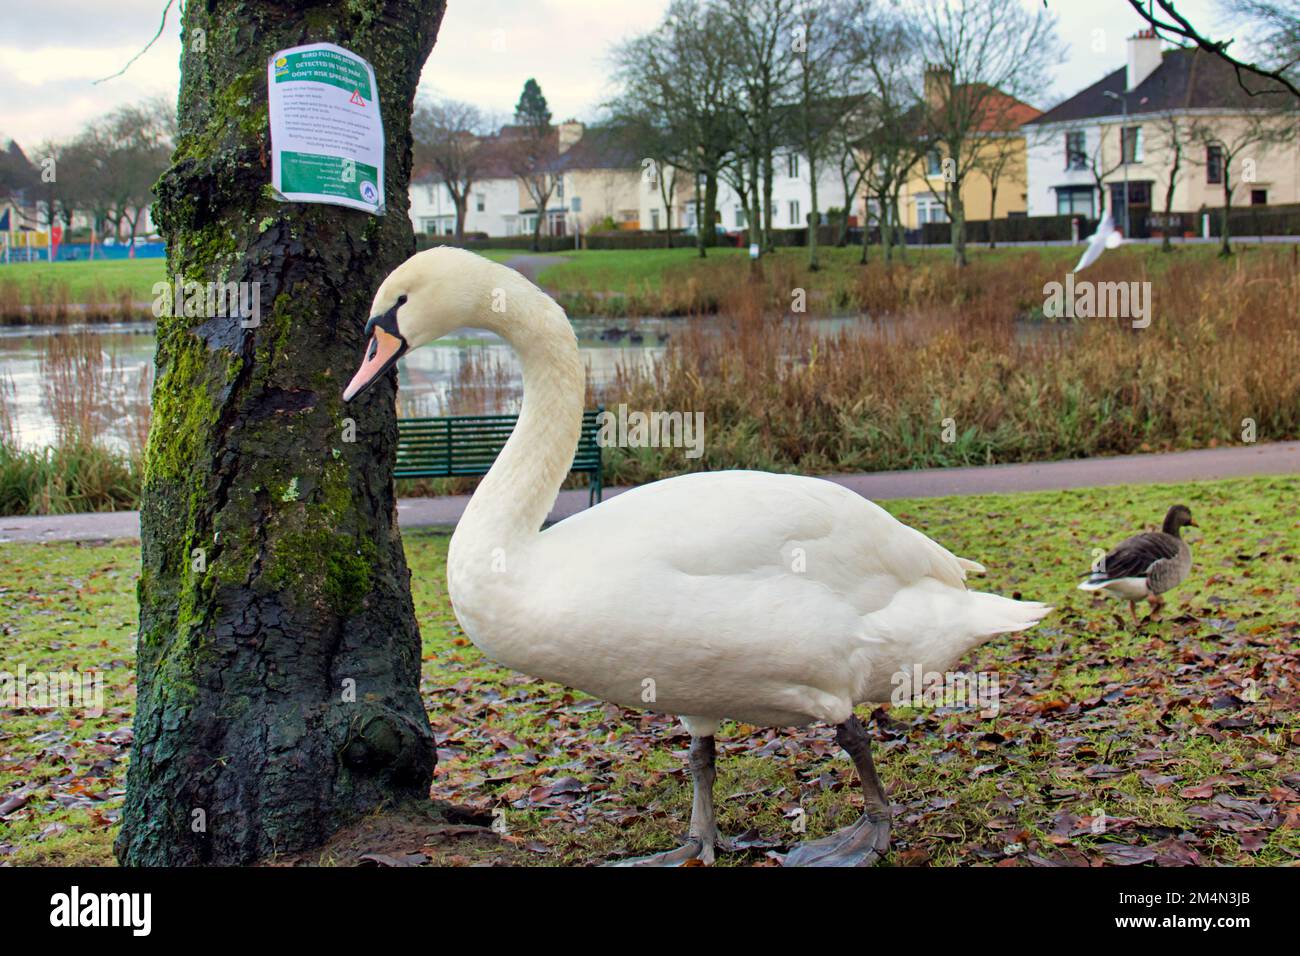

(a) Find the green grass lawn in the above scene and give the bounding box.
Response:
[0,243,1262,315]
[2,472,1296,866]
[0,259,166,304]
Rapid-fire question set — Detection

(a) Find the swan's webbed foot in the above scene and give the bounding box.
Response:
[783,812,890,867]
[783,714,892,868]
[608,733,728,866]
[610,831,732,867]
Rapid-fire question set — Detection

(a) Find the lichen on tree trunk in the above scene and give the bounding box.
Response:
[115,0,446,866]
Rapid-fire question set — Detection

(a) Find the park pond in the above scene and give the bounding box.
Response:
[0,314,1067,453]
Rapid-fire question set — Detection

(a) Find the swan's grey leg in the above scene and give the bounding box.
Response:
[783,714,891,867]
[611,734,727,866]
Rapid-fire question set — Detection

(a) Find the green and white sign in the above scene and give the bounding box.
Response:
[267,42,385,214]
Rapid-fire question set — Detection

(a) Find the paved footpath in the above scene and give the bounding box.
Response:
[1,441,1295,545]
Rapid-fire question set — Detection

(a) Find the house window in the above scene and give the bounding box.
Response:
[735,206,746,227]
[1065,131,1087,170]
[1206,145,1224,184]
[788,200,801,225]
[1121,126,1142,164]
[1055,185,1095,218]
[420,218,438,233]
[571,197,582,213]
[916,197,948,224]
[926,149,942,177]
[1251,188,1268,205]
[788,154,799,178]
[650,209,660,229]
[475,193,485,212]
[555,179,564,200]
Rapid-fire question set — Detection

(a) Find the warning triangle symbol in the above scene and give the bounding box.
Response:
[349,88,365,106]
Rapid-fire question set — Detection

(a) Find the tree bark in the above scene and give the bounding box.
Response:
[950,192,967,267]
[987,183,998,249]
[116,0,444,866]
[703,171,718,249]
[1220,177,1234,257]
[807,162,820,271]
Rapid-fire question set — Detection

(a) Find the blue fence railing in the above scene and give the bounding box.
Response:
[3,241,167,262]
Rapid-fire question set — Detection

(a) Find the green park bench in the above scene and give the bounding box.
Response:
[396,408,605,506]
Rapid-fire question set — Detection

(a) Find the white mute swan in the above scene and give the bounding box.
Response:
[343,247,1052,866]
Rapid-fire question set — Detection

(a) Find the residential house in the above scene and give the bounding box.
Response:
[1022,30,1300,233]
[551,122,643,234]
[640,148,852,238]
[408,136,520,237]
[897,67,1042,230]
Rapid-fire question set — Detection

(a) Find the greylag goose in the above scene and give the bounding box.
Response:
[1078,505,1196,621]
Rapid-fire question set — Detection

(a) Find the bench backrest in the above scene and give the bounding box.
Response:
[396,408,603,478]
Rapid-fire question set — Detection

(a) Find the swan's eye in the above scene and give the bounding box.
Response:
[396,294,408,307]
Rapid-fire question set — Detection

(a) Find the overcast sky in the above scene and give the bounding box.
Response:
[0,0,1228,151]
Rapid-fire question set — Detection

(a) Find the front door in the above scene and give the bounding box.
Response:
[1109,181,1153,238]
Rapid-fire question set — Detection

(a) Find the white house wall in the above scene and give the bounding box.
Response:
[408,176,520,237]
[640,151,852,233]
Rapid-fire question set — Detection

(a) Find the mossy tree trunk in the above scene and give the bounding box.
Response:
[116,0,446,866]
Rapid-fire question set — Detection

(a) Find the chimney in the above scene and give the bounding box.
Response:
[558,119,584,153]
[923,64,951,110]
[1126,29,1162,90]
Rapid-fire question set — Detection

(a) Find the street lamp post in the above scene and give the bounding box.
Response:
[1104,89,1131,237]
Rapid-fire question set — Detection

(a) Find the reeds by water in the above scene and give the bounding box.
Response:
[0,330,149,515]
[594,248,1300,485]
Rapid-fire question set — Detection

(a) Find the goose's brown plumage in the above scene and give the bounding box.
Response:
[1079,505,1196,619]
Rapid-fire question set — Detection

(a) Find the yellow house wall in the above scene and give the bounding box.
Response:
[898,135,1032,229]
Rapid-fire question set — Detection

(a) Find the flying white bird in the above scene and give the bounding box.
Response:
[1072,210,1124,273]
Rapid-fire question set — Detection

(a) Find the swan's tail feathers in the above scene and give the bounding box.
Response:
[968,591,1053,636]
[958,557,987,576]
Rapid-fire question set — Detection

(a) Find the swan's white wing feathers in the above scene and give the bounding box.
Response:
[543,470,973,601]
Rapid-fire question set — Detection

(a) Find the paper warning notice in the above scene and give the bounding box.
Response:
[267,42,385,214]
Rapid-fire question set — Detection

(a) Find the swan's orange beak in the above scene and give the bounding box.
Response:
[343,326,405,402]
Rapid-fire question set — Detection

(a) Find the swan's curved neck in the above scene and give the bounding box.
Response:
[451,290,584,552]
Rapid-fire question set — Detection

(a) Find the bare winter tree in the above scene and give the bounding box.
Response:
[843,7,928,265]
[505,79,559,252]
[722,0,800,254]
[972,126,1022,248]
[1149,112,1189,251]
[609,0,738,258]
[790,0,870,270]
[1186,104,1299,255]
[1127,0,1300,98]
[412,97,494,239]
[911,0,1061,266]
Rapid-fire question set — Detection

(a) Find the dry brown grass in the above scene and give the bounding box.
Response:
[592,248,1300,484]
